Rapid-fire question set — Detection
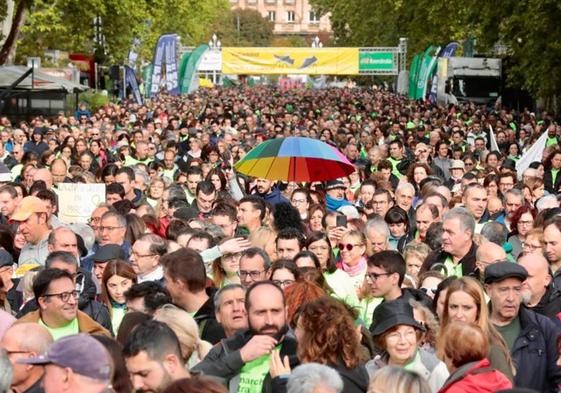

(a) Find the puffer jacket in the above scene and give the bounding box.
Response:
[438,359,511,393]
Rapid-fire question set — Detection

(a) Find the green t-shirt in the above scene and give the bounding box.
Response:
[238,345,281,393]
[546,136,559,147]
[495,315,521,351]
[552,169,559,187]
[111,305,127,336]
[444,256,463,278]
[39,317,79,341]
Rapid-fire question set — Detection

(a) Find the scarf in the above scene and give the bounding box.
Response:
[341,256,366,277]
[326,194,352,212]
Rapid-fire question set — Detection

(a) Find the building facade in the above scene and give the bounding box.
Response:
[230,0,331,36]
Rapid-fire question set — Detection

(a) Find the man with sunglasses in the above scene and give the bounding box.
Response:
[15,268,110,340]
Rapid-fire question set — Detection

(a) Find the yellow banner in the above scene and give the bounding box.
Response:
[222,47,359,75]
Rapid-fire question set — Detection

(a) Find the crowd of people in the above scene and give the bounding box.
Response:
[0,86,560,393]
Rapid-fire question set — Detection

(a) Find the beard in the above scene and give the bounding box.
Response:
[521,290,532,306]
[249,321,287,339]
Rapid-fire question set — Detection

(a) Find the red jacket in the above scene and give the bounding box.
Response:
[438,359,512,393]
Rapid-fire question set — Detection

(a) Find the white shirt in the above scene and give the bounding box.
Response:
[138,265,164,283]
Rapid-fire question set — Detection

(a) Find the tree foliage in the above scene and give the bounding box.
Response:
[2,0,231,65]
[310,0,561,102]
[212,8,274,47]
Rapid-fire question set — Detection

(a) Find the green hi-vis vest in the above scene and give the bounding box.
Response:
[237,345,281,393]
[388,157,403,179]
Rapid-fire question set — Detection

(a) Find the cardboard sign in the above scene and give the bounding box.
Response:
[58,183,106,224]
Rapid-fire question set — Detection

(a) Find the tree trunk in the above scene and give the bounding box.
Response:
[0,0,31,65]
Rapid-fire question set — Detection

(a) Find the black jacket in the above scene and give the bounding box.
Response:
[17,269,113,333]
[193,287,226,345]
[544,169,561,194]
[421,242,478,277]
[528,284,561,326]
[192,329,299,393]
[511,307,561,392]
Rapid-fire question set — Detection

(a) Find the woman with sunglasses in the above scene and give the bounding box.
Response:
[440,277,514,382]
[305,232,359,308]
[336,230,368,294]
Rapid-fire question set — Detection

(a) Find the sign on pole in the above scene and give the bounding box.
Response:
[58,183,106,224]
[359,52,397,73]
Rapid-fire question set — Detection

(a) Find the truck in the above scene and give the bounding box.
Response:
[436,57,501,106]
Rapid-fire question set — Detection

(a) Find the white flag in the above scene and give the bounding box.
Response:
[515,131,548,179]
[489,125,499,152]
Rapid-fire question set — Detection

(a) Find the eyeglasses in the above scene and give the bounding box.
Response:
[386,329,417,343]
[99,226,124,233]
[518,220,534,226]
[272,279,295,287]
[238,270,265,279]
[523,242,542,250]
[43,290,79,303]
[420,287,437,296]
[291,199,307,205]
[338,243,362,251]
[366,272,391,282]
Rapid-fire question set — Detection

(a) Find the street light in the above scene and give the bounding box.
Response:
[208,33,221,85]
[209,33,221,50]
[311,36,323,48]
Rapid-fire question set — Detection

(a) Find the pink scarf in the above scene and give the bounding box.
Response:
[341,256,367,277]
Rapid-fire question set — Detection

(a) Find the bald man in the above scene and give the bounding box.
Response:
[1,323,53,392]
[475,241,507,282]
[519,254,561,321]
[32,168,53,190]
[487,196,504,217]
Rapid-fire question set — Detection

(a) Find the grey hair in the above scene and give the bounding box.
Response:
[368,365,431,393]
[396,182,415,195]
[504,188,524,202]
[443,207,475,235]
[0,348,12,393]
[536,194,560,211]
[480,222,508,245]
[365,217,390,238]
[47,226,77,246]
[45,251,78,268]
[101,210,127,227]
[133,167,150,186]
[240,247,272,270]
[214,283,246,310]
[137,233,168,256]
[287,363,343,393]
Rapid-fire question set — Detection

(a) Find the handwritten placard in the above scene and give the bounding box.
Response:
[58,183,106,224]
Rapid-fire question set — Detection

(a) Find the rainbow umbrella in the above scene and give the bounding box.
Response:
[234,137,355,182]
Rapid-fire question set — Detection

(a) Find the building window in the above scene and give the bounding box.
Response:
[247,0,257,4]
[268,11,276,22]
[309,11,320,23]
[265,0,277,3]
[287,11,295,23]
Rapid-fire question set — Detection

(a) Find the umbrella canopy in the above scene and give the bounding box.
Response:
[234,137,355,182]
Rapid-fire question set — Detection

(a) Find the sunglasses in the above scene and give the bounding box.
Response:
[338,243,362,251]
[420,287,437,296]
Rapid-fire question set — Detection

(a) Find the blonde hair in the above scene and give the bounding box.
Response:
[153,304,212,364]
[21,270,39,301]
[368,366,431,393]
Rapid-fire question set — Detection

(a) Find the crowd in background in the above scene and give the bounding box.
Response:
[0,86,560,393]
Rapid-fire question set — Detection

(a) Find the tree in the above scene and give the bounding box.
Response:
[0,0,37,65]
[213,8,274,47]
[310,0,561,110]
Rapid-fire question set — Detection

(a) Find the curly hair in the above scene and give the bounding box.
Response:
[296,296,361,369]
[509,205,537,236]
[285,280,325,327]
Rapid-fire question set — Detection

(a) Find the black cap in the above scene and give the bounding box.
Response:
[369,299,425,336]
[325,179,346,190]
[93,244,125,263]
[0,249,14,268]
[484,261,528,284]
[502,158,516,171]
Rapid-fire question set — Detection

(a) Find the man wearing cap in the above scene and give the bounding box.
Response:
[13,196,52,267]
[92,244,126,284]
[19,334,113,393]
[325,179,352,212]
[485,261,561,392]
[16,268,110,339]
[1,322,53,393]
[445,160,465,193]
[0,249,22,312]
